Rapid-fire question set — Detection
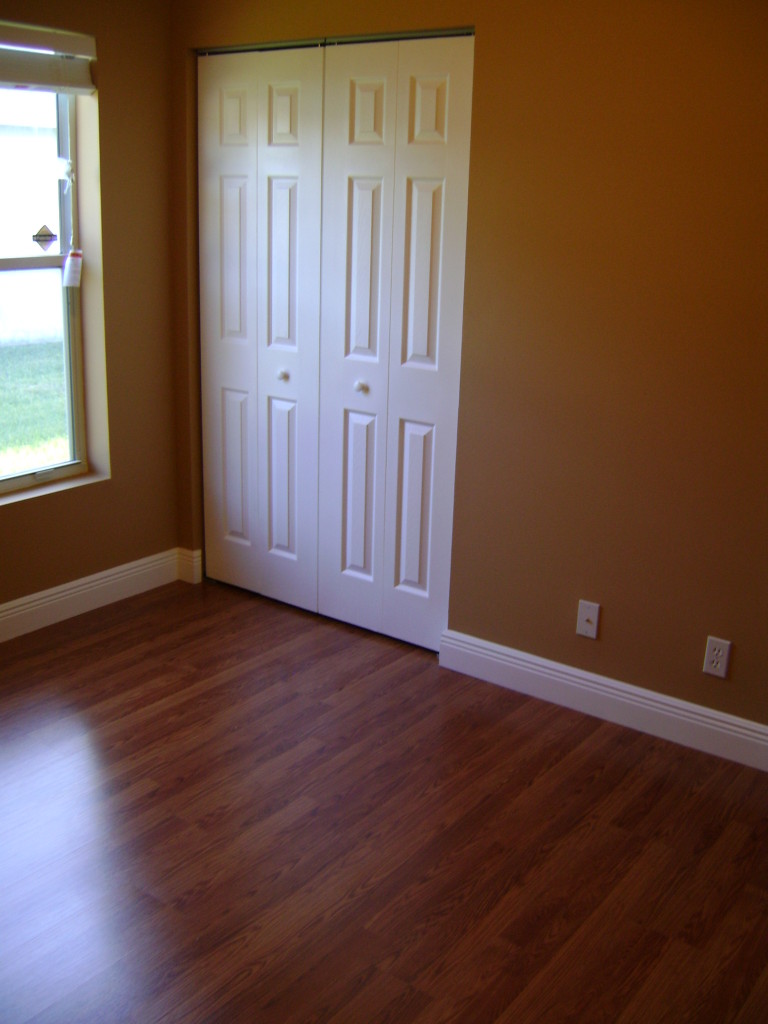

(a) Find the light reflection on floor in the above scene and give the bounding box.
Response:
[0,713,126,1018]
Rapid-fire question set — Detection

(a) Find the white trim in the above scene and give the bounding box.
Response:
[177,547,203,584]
[0,548,203,643]
[439,629,768,773]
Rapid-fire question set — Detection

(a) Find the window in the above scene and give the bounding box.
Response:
[0,21,96,496]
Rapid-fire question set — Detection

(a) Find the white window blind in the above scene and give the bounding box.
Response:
[0,20,96,94]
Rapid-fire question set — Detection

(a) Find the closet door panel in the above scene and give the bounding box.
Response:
[383,36,474,649]
[318,42,398,632]
[255,48,323,611]
[199,54,260,589]
[200,47,323,609]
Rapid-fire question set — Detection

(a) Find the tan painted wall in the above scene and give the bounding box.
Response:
[0,0,178,599]
[2,1,766,729]
[169,0,768,723]
[449,2,768,722]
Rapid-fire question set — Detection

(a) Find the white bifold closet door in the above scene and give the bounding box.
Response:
[199,36,473,650]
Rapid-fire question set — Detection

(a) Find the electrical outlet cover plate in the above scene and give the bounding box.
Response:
[703,636,732,679]
[576,600,600,639]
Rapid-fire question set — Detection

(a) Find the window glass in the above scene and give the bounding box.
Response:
[0,86,83,492]
[0,89,62,259]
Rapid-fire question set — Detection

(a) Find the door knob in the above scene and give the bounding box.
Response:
[277,369,290,381]
[354,380,370,394]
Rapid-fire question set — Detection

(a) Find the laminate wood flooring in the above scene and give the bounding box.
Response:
[1,580,767,1023]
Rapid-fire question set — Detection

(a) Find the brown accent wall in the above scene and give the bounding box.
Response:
[0,0,177,598]
[3,1,767,728]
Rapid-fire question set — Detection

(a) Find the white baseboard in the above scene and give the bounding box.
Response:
[440,629,768,773]
[0,548,203,643]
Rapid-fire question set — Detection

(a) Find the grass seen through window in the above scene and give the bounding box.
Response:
[0,340,69,477]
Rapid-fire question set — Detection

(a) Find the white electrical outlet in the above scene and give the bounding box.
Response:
[703,636,732,679]
[576,600,600,639]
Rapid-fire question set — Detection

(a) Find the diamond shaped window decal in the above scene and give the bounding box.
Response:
[32,225,58,251]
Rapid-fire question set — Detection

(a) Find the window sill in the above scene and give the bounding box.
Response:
[0,468,110,507]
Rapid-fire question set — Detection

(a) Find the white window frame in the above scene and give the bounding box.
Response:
[0,21,96,497]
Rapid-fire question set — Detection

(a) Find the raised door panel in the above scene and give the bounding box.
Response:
[402,177,443,366]
[395,419,434,592]
[383,36,474,650]
[342,410,377,577]
[267,396,297,554]
[318,42,398,632]
[222,388,250,542]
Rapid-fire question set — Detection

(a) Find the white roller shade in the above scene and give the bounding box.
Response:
[0,20,96,94]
